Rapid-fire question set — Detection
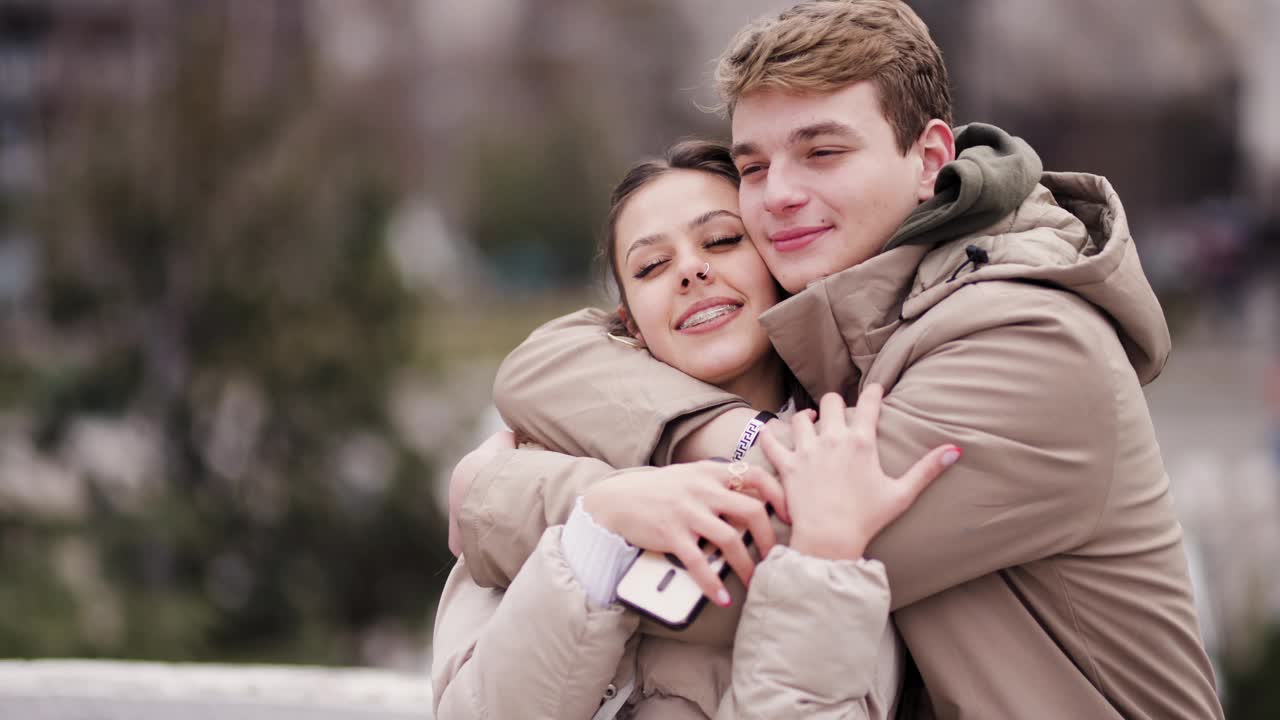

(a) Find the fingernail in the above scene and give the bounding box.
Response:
[717,589,732,607]
[941,447,962,467]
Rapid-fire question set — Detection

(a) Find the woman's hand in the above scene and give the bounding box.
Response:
[448,430,517,556]
[583,461,786,606]
[760,385,961,561]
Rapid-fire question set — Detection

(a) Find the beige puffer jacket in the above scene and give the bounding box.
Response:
[432,524,902,719]
[475,173,1223,719]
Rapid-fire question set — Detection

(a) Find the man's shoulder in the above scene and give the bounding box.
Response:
[911,278,1117,349]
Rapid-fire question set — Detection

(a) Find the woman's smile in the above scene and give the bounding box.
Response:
[675,296,745,333]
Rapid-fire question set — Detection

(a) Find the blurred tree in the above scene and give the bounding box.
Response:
[0,2,448,663]
[454,0,708,293]
[1225,623,1280,719]
[461,119,611,291]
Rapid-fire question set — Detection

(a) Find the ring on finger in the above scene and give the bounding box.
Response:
[726,460,750,491]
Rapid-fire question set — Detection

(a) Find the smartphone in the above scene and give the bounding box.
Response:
[616,514,767,630]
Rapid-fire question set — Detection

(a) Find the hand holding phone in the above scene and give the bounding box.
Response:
[616,511,768,629]
[581,461,783,614]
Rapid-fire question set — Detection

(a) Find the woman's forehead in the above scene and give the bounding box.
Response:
[616,171,740,247]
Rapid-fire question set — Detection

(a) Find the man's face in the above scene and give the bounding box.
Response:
[731,81,930,293]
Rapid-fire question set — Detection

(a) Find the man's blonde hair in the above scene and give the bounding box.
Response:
[715,0,952,154]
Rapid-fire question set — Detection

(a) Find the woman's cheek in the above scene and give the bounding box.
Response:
[629,287,668,346]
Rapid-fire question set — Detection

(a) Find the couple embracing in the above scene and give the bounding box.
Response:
[433,2,1224,718]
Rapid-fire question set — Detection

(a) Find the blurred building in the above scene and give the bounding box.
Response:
[1240,0,1280,210]
[919,0,1279,223]
[0,0,307,317]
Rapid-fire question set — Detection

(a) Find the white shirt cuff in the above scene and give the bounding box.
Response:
[561,496,639,608]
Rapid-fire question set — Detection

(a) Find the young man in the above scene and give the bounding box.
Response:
[454,1,1223,717]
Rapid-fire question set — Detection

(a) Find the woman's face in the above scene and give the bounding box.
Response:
[615,169,781,389]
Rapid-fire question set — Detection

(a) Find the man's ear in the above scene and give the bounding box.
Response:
[915,120,956,202]
[616,305,646,348]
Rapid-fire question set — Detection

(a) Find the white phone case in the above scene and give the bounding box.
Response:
[616,547,728,629]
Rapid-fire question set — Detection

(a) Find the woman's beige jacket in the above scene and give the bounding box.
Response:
[432,523,902,719]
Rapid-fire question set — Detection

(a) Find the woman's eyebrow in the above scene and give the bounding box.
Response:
[625,210,741,262]
[625,233,665,262]
[688,209,741,229]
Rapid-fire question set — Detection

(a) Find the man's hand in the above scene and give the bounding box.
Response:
[448,430,516,556]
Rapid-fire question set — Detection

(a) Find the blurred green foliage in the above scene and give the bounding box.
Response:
[0,5,450,663]
[1225,623,1280,719]
[462,119,612,290]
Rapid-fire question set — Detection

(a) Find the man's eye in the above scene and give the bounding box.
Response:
[633,259,666,279]
[739,164,764,177]
[810,148,844,158]
[705,235,743,249]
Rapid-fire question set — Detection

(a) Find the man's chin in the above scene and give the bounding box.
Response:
[771,262,832,294]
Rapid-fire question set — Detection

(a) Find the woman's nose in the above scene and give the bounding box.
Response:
[678,254,711,290]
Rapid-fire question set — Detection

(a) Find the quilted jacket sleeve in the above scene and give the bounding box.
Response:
[493,308,748,466]
[715,546,900,720]
[458,447,645,589]
[431,527,639,719]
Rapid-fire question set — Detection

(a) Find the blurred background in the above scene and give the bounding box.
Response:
[0,0,1275,715]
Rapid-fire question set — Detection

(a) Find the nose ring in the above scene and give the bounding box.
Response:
[696,262,710,280]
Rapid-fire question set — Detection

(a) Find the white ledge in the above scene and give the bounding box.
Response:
[0,660,434,719]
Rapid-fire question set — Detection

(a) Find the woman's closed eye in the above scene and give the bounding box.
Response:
[632,236,742,279]
[704,234,744,250]
[633,257,667,279]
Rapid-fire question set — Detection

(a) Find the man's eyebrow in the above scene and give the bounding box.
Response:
[688,209,741,229]
[729,141,760,160]
[730,122,862,161]
[790,120,863,145]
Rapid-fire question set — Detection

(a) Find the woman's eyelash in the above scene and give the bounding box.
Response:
[633,259,665,279]
[705,235,743,248]
[632,236,742,279]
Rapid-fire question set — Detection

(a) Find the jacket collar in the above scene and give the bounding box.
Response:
[759,243,929,399]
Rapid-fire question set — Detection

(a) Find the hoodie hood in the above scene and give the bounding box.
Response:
[903,172,1171,383]
[884,123,1043,252]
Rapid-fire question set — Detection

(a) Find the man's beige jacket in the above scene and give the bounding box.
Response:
[466,171,1223,719]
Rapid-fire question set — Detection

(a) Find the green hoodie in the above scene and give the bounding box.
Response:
[885,122,1044,252]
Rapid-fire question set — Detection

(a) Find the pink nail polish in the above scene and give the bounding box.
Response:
[717,589,732,607]
[941,447,962,467]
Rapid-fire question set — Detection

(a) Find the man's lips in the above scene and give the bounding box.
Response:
[768,225,830,253]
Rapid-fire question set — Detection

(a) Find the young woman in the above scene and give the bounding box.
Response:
[431,141,959,719]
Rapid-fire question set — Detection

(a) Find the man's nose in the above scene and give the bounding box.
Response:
[763,166,807,215]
